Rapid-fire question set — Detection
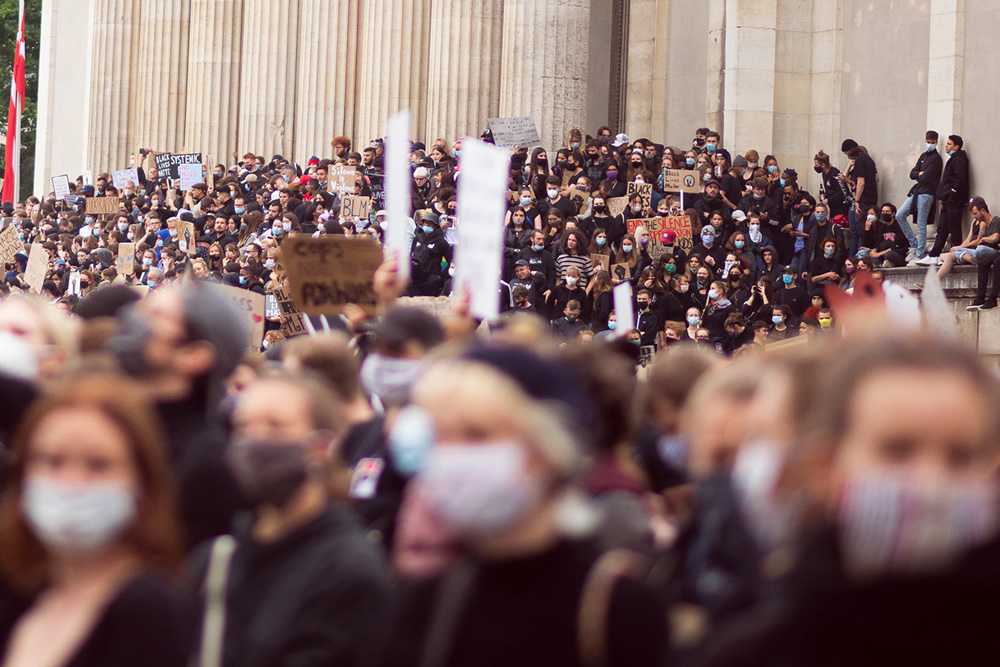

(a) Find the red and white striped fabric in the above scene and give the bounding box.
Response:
[2,0,25,203]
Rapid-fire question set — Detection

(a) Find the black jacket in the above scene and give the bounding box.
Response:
[938,148,970,204]
[188,507,390,667]
[907,148,943,197]
[410,229,451,278]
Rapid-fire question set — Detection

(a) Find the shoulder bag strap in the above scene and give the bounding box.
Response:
[198,535,237,667]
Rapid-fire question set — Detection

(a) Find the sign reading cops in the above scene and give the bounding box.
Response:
[283,235,383,316]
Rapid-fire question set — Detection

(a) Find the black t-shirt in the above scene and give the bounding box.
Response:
[852,153,878,206]
[537,197,577,220]
[982,216,1000,248]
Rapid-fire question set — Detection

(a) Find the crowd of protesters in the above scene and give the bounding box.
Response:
[0,122,994,666]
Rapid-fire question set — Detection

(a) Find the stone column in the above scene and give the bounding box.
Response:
[237,0,299,160]
[625,0,670,140]
[721,0,777,153]
[134,0,190,154]
[185,0,244,162]
[705,0,726,133]
[87,0,141,175]
[424,0,504,143]
[294,0,360,164]
[355,0,432,145]
[926,0,965,134]
[500,0,590,151]
[807,0,844,195]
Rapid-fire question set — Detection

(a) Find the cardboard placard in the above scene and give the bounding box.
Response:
[177,162,202,190]
[765,334,810,354]
[86,197,121,216]
[664,215,694,252]
[639,345,656,367]
[487,116,541,147]
[283,235,382,316]
[51,174,71,200]
[626,215,694,258]
[327,165,357,197]
[117,242,136,276]
[0,224,22,265]
[663,169,700,194]
[607,197,628,219]
[396,296,452,321]
[24,243,48,293]
[627,182,653,208]
[590,253,610,273]
[218,283,266,352]
[342,195,371,221]
[368,173,386,210]
[610,263,632,282]
[569,188,590,214]
[111,168,140,190]
[272,286,309,337]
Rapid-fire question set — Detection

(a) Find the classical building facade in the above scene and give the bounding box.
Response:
[34,0,996,205]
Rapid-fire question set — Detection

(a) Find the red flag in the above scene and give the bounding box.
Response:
[2,0,25,203]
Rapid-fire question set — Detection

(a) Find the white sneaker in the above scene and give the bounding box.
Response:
[905,248,916,263]
[915,255,936,266]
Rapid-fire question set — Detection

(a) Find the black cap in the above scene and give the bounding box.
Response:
[514,259,530,267]
[841,139,859,152]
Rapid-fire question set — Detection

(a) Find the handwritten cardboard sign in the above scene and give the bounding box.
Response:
[607,197,628,219]
[342,195,371,221]
[396,296,452,321]
[117,242,135,276]
[24,243,48,293]
[85,197,121,216]
[663,214,694,252]
[0,224,22,265]
[663,169,700,194]
[327,165,357,197]
[569,188,590,214]
[627,182,653,208]
[488,116,541,147]
[111,168,140,190]
[626,215,693,255]
[218,283,266,352]
[272,286,309,337]
[590,253,610,274]
[283,235,382,316]
[610,263,632,282]
[51,174,71,201]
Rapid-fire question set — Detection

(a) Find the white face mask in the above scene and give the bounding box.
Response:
[360,353,422,405]
[731,440,793,551]
[679,284,690,294]
[837,470,999,578]
[547,188,559,200]
[21,476,136,553]
[565,276,578,287]
[282,221,292,232]
[419,441,542,536]
[264,258,276,270]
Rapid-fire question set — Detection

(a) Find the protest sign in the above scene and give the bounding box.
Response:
[590,253,610,273]
[283,235,382,316]
[627,182,653,208]
[488,116,541,147]
[154,152,173,179]
[0,224,22,265]
[607,197,628,219]
[167,153,203,180]
[51,174,71,200]
[610,263,632,283]
[272,286,309,337]
[663,169,700,194]
[639,345,656,367]
[342,195,371,221]
[396,296,452,321]
[455,139,509,322]
[327,164,357,197]
[177,162,202,190]
[117,242,135,276]
[613,281,634,338]
[663,214,694,252]
[385,109,412,282]
[218,283,265,352]
[626,215,693,259]
[368,173,386,210]
[24,243,48,293]
[111,168,139,190]
[568,188,590,214]
[67,271,81,297]
[85,197,120,216]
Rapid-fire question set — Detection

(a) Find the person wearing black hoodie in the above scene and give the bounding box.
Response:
[409,212,452,297]
[107,282,250,550]
[927,134,970,259]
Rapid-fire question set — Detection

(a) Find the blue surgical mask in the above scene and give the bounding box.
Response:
[702,234,714,245]
[948,149,956,156]
[273,227,283,236]
[816,212,827,221]
[142,257,153,267]
[687,315,700,326]
[422,225,434,234]
[156,238,164,247]
[706,143,717,153]
[532,243,543,252]
[685,157,695,167]
[92,227,101,237]
[622,244,633,253]
[782,274,793,285]
[767,165,778,174]
[596,237,606,247]
[239,275,247,285]
[520,196,532,206]
[779,178,786,187]
[772,314,783,325]
[754,193,764,200]
[608,321,617,331]
[387,405,435,475]
[571,141,581,149]
[926,143,936,152]
[735,240,745,249]
[235,206,246,214]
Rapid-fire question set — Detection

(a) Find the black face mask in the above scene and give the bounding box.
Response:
[107,307,154,377]
[226,439,311,508]
[882,213,894,222]
[813,166,823,174]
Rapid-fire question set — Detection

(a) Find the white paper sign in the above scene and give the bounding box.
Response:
[51,174,71,201]
[385,110,412,282]
[177,162,202,191]
[613,282,634,339]
[67,271,81,297]
[487,116,541,147]
[454,139,509,322]
[920,264,955,340]
[111,168,140,190]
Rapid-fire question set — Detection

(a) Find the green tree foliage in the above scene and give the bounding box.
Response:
[0,0,41,201]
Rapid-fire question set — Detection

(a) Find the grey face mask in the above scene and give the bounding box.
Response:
[360,354,422,406]
[226,438,311,508]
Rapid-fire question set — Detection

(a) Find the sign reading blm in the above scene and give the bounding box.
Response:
[283,235,383,317]
[487,117,540,147]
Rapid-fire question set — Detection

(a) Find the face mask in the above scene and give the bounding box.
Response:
[666,264,676,274]
[947,149,955,156]
[17,232,23,240]
[532,243,543,252]
[845,265,855,274]
[360,353,422,405]
[606,172,618,181]
[596,237,606,247]
[571,141,580,149]
[92,227,101,238]
[621,244,633,253]
[819,317,833,328]
[547,189,558,200]
[520,196,532,206]
[881,213,893,223]
[566,276,578,287]
[708,288,720,300]
[156,238,164,247]
[703,174,712,183]
[735,240,745,249]
[421,225,435,235]
[686,315,700,326]
[767,165,778,175]
[634,178,645,185]
[118,222,128,232]
[226,438,311,507]
[636,301,649,310]
[866,214,877,223]
[685,157,695,167]
[264,258,276,270]
[631,205,642,214]
[234,206,246,214]
[607,321,617,331]
[21,476,136,553]
[679,284,689,293]
[837,470,999,577]
[923,143,935,152]
[782,274,793,285]
[702,234,714,245]
[282,221,292,232]
[419,441,542,536]
[824,247,835,258]
[239,275,247,285]
[273,226,283,236]
[640,237,649,246]
[142,257,153,267]
[731,440,792,551]
[816,212,827,222]
[772,314,783,325]
[706,143,717,153]
[388,405,435,476]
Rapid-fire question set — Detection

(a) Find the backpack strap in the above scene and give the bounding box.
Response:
[577,549,646,667]
[419,559,477,667]
[198,535,237,667]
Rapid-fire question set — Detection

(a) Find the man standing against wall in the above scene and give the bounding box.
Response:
[841,139,878,258]
[897,130,943,263]
[926,135,970,261]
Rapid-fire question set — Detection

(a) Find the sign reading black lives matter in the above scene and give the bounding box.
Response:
[487,116,540,147]
[283,235,383,317]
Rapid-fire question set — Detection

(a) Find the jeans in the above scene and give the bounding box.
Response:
[895,193,933,259]
[954,246,998,263]
[790,249,806,275]
[848,206,860,258]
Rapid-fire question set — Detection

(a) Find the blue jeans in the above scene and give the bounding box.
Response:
[895,193,933,259]
[848,206,860,258]
[954,246,998,264]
